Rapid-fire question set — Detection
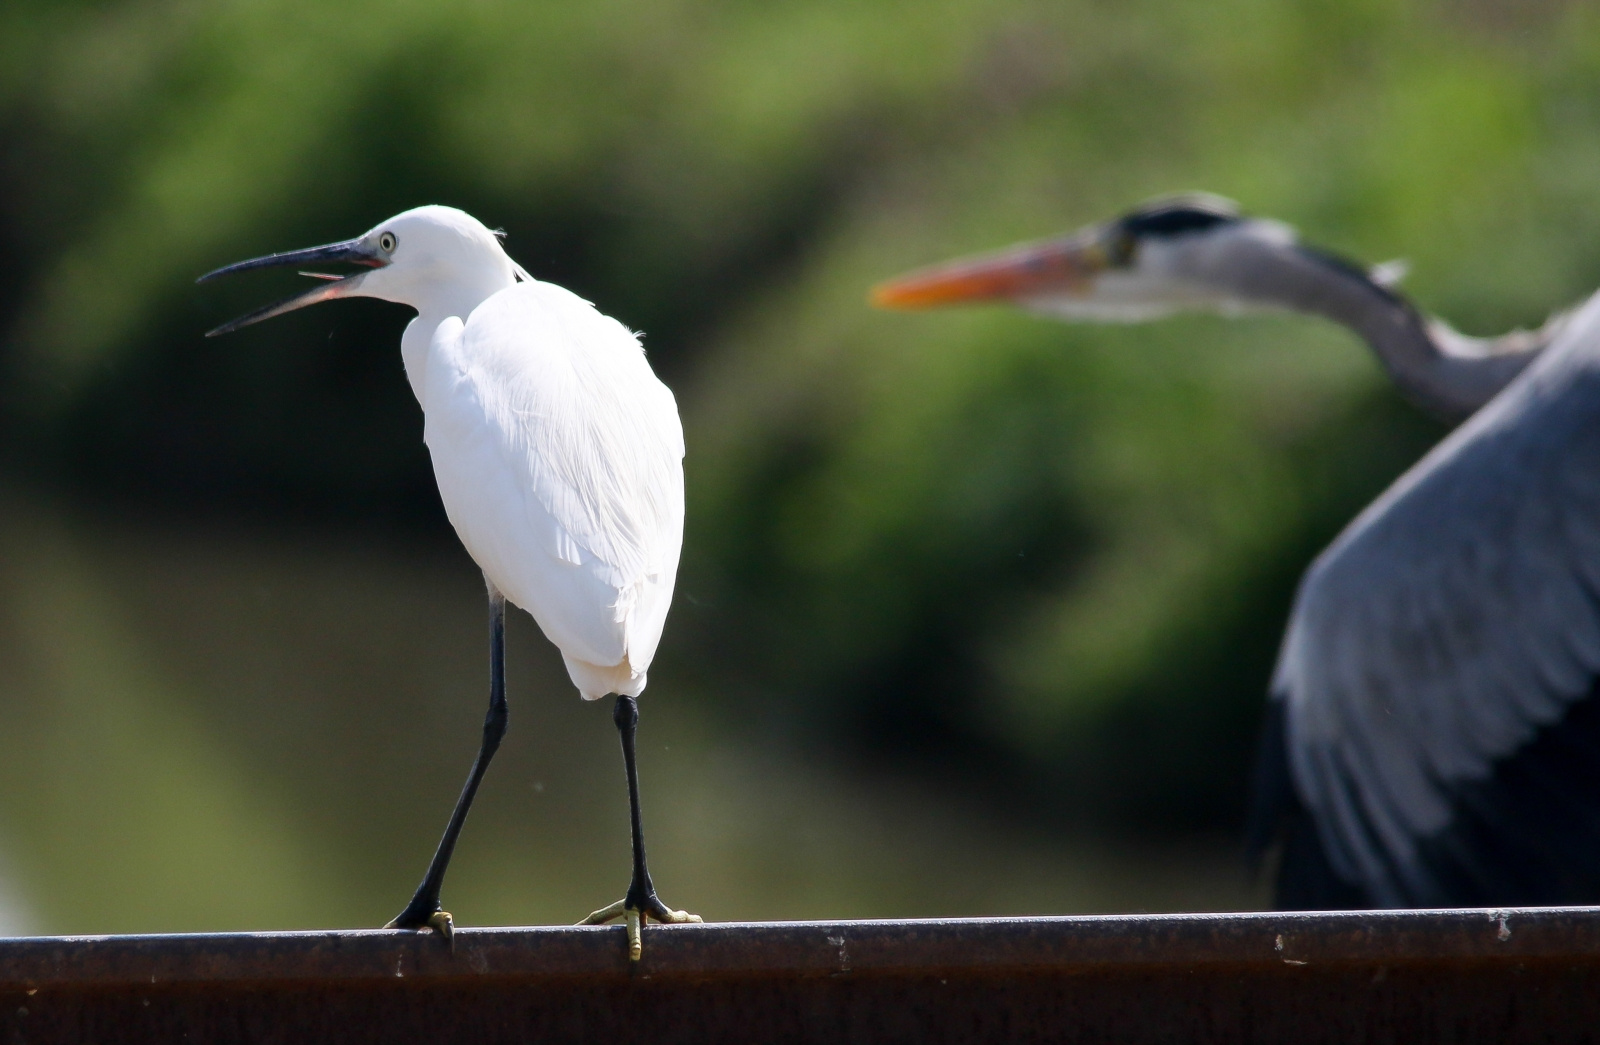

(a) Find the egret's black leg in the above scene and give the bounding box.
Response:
[387,586,508,945]
[617,695,662,912]
[579,695,700,959]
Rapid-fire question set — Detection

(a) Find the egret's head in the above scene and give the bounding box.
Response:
[871,194,1302,322]
[199,205,517,335]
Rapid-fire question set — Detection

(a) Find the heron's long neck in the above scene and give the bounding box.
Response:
[1222,242,1548,421]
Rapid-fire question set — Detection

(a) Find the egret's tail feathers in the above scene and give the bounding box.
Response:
[563,652,647,701]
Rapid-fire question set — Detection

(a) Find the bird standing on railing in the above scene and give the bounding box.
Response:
[200,205,697,958]
[874,195,1600,909]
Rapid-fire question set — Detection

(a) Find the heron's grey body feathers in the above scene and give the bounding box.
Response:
[1272,290,1600,904]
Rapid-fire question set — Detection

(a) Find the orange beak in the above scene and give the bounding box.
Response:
[871,235,1109,310]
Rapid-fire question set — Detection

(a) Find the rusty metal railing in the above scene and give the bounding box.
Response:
[0,908,1596,1042]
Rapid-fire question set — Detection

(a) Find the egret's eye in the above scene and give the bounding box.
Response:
[379,232,397,254]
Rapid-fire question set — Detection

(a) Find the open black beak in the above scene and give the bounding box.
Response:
[197,238,388,336]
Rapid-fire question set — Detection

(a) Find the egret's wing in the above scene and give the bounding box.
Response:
[423,281,684,685]
[1274,293,1600,906]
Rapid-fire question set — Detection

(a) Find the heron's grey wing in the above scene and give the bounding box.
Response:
[1274,295,1600,906]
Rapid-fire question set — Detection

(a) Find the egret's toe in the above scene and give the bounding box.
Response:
[578,899,628,925]
[385,906,455,949]
[646,899,702,925]
[626,908,642,961]
[426,909,455,949]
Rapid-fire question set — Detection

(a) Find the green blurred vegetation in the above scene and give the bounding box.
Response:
[1,0,1598,931]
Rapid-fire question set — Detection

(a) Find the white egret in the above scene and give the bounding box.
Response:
[874,195,1600,908]
[200,205,697,958]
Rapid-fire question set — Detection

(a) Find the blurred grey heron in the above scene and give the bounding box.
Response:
[200,205,697,958]
[873,195,1600,909]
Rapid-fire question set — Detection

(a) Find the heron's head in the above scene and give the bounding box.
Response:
[199,205,517,335]
[871,194,1301,322]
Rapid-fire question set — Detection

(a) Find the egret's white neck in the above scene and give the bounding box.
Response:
[395,272,517,406]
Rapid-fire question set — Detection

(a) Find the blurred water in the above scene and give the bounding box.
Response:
[0,847,34,937]
[0,484,1260,934]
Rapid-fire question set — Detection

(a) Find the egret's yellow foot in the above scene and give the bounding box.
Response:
[385,908,455,951]
[579,896,702,960]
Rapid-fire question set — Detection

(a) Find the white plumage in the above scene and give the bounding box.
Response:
[422,279,684,699]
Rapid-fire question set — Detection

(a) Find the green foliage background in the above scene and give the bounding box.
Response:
[0,0,1597,931]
